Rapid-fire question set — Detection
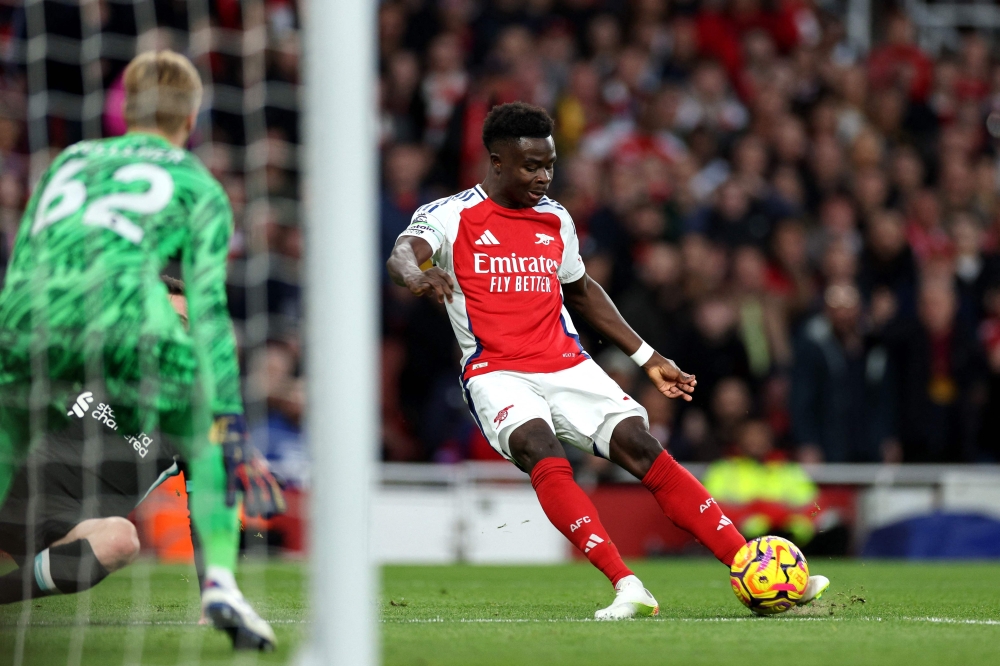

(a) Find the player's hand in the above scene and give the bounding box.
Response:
[405,267,454,303]
[643,354,696,401]
[211,414,287,518]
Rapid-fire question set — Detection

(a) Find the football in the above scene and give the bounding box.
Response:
[730,536,810,615]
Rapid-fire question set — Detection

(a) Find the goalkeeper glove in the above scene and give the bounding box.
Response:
[210,414,287,518]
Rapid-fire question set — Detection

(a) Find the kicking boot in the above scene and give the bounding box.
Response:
[594,575,659,620]
[796,575,830,606]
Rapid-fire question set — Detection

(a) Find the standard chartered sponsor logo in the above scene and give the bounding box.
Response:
[68,395,153,458]
[68,391,94,417]
[125,433,154,458]
[473,252,558,275]
[92,402,117,429]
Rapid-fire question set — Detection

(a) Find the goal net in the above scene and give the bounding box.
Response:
[0,0,357,663]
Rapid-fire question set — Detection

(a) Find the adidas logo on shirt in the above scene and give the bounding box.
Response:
[717,516,733,530]
[474,229,500,246]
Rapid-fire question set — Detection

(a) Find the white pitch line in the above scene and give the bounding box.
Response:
[382,616,1000,626]
[0,619,309,628]
[904,617,1000,626]
[4,616,999,628]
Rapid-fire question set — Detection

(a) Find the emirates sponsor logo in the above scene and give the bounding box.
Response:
[473,252,559,275]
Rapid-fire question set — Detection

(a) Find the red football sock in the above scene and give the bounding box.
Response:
[530,457,632,587]
[642,451,746,566]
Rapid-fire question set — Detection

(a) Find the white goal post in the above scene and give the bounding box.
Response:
[299,0,378,664]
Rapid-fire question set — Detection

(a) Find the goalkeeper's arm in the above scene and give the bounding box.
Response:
[181,185,283,516]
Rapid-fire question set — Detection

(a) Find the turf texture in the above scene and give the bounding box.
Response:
[1,559,999,665]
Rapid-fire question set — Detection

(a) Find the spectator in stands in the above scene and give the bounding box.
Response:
[616,242,687,356]
[731,244,791,377]
[709,376,753,452]
[693,179,770,248]
[867,12,933,103]
[791,283,897,463]
[858,209,918,319]
[380,143,432,263]
[675,293,751,411]
[950,211,999,327]
[674,60,748,135]
[891,279,984,462]
[766,218,817,326]
[703,420,819,547]
[977,284,1000,461]
[10,0,1000,466]
[253,340,307,489]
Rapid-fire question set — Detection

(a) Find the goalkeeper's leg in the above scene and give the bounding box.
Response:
[186,440,241,573]
[176,420,276,651]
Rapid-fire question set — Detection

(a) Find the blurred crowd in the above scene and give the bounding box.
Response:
[3,2,1000,470]
[380,0,1000,466]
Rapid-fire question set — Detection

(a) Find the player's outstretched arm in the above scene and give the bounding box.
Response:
[387,236,454,303]
[562,274,696,401]
[182,186,244,415]
[182,186,284,518]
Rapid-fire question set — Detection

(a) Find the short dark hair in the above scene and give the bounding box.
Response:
[481,102,554,152]
[161,275,185,295]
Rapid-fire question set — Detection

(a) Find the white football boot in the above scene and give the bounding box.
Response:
[201,568,277,651]
[594,575,659,620]
[796,575,831,606]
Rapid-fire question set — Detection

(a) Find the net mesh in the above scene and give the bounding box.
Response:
[1,1,304,662]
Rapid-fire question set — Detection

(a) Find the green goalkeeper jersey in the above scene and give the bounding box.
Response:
[0,132,241,417]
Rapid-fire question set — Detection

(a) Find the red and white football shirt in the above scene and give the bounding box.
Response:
[398,185,588,382]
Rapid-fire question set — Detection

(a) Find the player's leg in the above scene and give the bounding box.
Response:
[506,420,634,589]
[539,363,667,619]
[464,371,635,596]
[52,517,142,571]
[184,433,241,575]
[157,401,241,575]
[0,517,141,604]
[167,409,275,651]
[608,416,832,603]
[608,416,746,566]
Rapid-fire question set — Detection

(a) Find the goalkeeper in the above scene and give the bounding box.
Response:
[0,51,283,651]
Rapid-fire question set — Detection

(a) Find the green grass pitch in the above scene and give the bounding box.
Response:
[1,559,999,665]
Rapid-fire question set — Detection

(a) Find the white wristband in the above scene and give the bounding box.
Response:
[629,341,655,366]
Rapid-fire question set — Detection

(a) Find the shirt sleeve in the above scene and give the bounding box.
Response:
[398,209,445,256]
[181,184,243,415]
[557,215,586,284]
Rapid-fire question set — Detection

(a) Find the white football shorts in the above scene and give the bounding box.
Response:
[463,359,648,463]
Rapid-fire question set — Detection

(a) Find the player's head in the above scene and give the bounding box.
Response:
[161,275,188,327]
[123,50,202,147]
[482,102,556,208]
